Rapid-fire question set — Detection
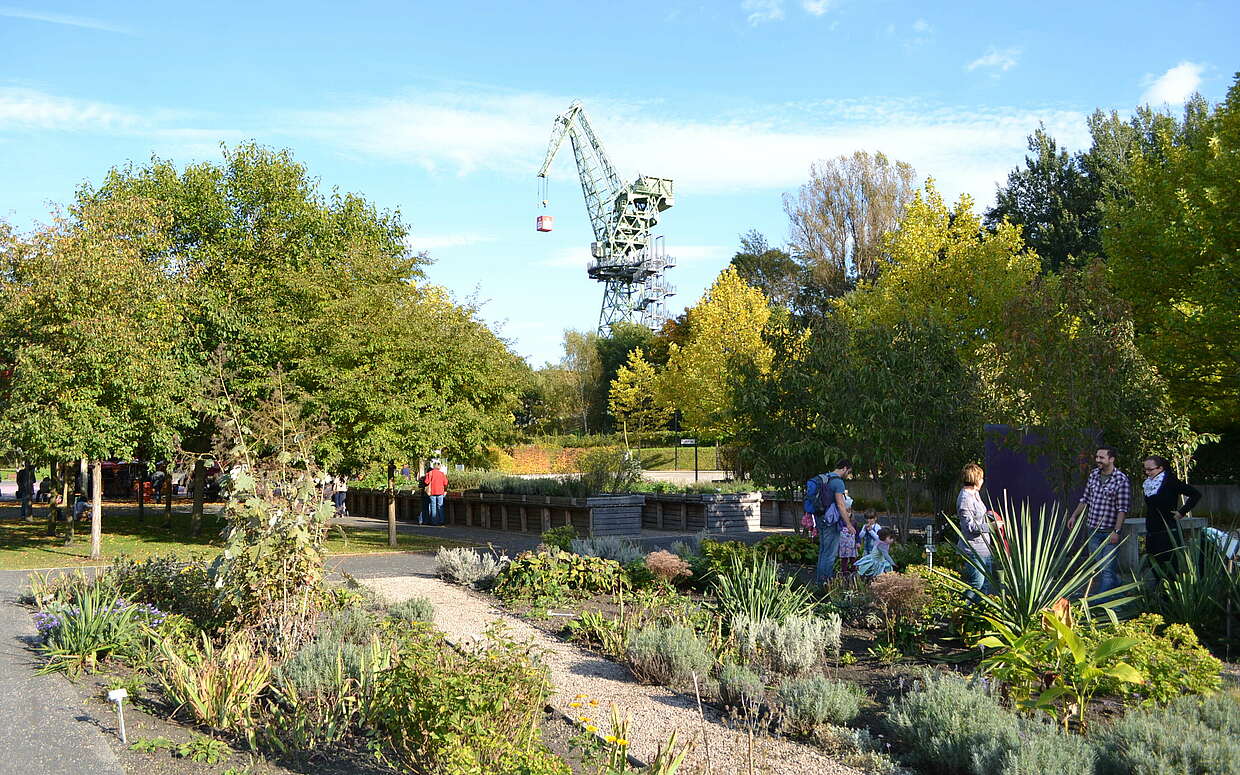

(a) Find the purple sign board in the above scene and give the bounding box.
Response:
[983,425,1091,519]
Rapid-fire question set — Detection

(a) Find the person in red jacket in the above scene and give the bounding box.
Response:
[423,462,449,526]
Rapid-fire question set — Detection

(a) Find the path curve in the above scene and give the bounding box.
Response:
[364,575,860,775]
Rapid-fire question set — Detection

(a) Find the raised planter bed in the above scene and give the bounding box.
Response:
[345,488,644,538]
[760,492,804,529]
[641,491,761,534]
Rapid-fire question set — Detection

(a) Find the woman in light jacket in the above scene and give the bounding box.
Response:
[956,463,995,596]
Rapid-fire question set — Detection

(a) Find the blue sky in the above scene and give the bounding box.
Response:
[2,1,1236,366]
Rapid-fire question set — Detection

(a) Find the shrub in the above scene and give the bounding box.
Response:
[645,550,691,584]
[755,534,817,564]
[435,547,507,588]
[718,663,765,714]
[1091,613,1221,705]
[732,613,841,674]
[155,632,272,731]
[775,676,864,734]
[712,553,815,624]
[541,525,578,551]
[669,530,710,558]
[904,564,967,622]
[868,572,928,621]
[1143,531,1240,650]
[997,724,1097,775]
[108,555,231,631]
[492,549,628,602]
[1092,691,1240,775]
[275,636,366,698]
[570,536,645,565]
[626,623,712,687]
[388,597,435,624]
[320,606,381,646]
[700,539,754,574]
[369,624,559,773]
[886,672,1021,775]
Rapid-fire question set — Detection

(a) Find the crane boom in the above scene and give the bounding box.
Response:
[536,100,677,333]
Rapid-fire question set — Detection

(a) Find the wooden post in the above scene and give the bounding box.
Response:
[190,458,206,537]
[89,459,103,560]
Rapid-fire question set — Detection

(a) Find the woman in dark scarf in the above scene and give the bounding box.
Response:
[1141,455,1202,570]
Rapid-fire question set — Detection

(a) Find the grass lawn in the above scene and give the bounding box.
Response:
[635,445,720,471]
[0,501,473,570]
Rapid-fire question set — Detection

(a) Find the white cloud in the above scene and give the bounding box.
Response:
[1141,62,1205,105]
[966,46,1020,74]
[406,233,495,251]
[0,87,138,131]
[0,6,132,34]
[801,0,831,16]
[742,0,784,25]
[912,18,932,33]
[293,90,1091,207]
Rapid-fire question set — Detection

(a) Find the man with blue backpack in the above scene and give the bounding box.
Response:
[805,459,855,584]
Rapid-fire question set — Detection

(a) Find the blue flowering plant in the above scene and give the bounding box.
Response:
[34,584,168,676]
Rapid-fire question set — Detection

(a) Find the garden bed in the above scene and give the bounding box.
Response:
[640,491,761,533]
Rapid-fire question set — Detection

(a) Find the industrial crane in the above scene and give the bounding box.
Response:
[536,100,676,334]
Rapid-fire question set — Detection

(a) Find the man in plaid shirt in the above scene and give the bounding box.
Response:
[1068,446,1130,596]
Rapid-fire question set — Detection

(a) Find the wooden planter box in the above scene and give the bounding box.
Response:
[346,488,643,538]
[760,493,804,529]
[641,492,762,534]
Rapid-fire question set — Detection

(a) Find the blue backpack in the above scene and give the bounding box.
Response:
[809,473,842,524]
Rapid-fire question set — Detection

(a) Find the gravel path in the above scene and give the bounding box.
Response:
[364,575,860,775]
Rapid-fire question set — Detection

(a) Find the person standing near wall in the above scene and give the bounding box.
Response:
[423,462,449,526]
[807,459,855,585]
[1140,454,1202,572]
[1067,446,1131,598]
[16,462,36,522]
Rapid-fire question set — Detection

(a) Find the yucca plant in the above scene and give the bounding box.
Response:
[939,500,1139,637]
[711,552,816,625]
[1145,530,1239,650]
[37,584,146,675]
[155,632,272,731]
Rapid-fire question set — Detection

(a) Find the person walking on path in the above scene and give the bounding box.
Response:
[16,463,36,522]
[956,463,998,599]
[1067,446,1131,598]
[423,462,449,526]
[1140,454,1201,572]
[806,459,855,585]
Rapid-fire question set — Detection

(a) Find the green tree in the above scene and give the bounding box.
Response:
[986,125,1100,273]
[608,348,671,449]
[1103,79,1240,429]
[660,267,774,441]
[0,198,194,557]
[729,230,801,308]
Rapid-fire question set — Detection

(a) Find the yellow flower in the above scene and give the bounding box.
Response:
[616,738,629,746]
[578,717,591,723]
[569,702,582,708]
[586,724,598,733]
[605,735,617,743]
[589,699,599,706]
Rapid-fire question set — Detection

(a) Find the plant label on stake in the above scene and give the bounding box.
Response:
[925,524,935,570]
[107,688,128,744]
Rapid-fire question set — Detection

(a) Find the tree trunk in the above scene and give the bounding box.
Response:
[45,461,60,537]
[89,460,103,560]
[190,458,206,536]
[136,461,145,524]
[163,466,173,528]
[62,462,75,546]
[387,460,397,548]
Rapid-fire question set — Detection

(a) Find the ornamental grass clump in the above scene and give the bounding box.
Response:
[36,585,155,675]
[626,622,712,687]
[155,631,272,732]
[712,553,815,624]
[571,536,645,565]
[775,675,864,734]
[435,546,506,588]
[886,671,1020,775]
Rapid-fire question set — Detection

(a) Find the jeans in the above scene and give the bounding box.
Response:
[427,494,445,526]
[19,497,32,520]
[332,491,346,513]
[962,555,993,600]
[815,516,841,584]
[1087,529,1120,598]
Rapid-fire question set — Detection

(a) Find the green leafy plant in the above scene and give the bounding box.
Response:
[625,623,712,687]
[109,555,232,631]
[939,502,1141,637]
[1143,531,1240,650]
[711,552,815,624]
[1089,613,1221,705]
[564,609,630,660]
[775,675,865,735]
[493,549,628,602]
[36,585,147,675]
[155,632,272,731]
[129,736,174,753]
[754,534,817,564]
[175,734,232,764]
[996,723,1098,775]
[718,663,765,716]
[541,525,578,551]
[980,611,1144,728]
[388,596,435,624]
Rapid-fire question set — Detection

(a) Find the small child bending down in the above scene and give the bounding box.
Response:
[855,527,896,577]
